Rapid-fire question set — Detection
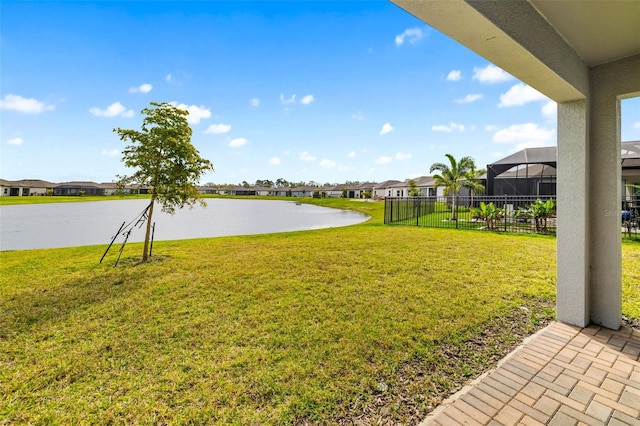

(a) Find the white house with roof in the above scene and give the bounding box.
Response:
[372,180,401,198]
[377,177,446,198]
[0,179,56,196]
[289,186,317,197]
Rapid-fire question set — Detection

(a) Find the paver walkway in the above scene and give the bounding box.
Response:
[421,322,640,425]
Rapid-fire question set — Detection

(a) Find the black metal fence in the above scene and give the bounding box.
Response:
[384,195,640,240]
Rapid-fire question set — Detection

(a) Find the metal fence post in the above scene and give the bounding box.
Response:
[504,194,508,232]
[455,197,459,229]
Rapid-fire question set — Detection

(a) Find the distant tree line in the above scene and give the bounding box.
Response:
[203,179,375,188]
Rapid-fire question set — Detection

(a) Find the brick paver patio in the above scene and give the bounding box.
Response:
[421,322,640,425]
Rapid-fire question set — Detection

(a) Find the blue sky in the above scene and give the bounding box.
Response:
[2,1,639,185]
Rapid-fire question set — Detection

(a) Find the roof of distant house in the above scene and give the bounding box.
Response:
[491,140,640,167]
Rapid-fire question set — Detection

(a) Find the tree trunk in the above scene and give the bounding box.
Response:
[451,196,457,220]
[142,190,156,261]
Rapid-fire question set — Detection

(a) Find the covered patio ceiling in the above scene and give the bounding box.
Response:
[391,0,640,102]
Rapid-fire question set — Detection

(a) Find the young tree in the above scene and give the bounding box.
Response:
[429,153,482,220]
[114,102,214,262]
[408,179,421,196]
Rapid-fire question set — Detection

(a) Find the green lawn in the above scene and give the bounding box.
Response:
[0,194,151,205]
[1,198,638,424]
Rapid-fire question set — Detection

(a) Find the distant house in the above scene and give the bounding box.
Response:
[410,176,439,197]
[354,182,375,198]
[317,183,371,198]
[290,186,317,197]
[101,182,118,195]
[253,186,272,196]
[54,181,105,196]
[0,179,56,196]
[323,185,345,198]
[373,180,401,198]
[198,185,221,195]
[270,187,291,197]
[486,141,640,197]
[380,176,479,198]
[386,180,408,197]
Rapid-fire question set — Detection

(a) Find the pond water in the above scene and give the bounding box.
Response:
[0,199,368,251]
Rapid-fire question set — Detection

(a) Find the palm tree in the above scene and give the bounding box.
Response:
[429,153,484,220]
[467,165,486,208]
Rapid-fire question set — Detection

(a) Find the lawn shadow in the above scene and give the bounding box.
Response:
[0,259,164,339]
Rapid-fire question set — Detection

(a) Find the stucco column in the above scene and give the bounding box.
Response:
[557,100,590,327]
[588,64,623,330]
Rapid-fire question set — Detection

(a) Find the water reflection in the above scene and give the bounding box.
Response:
[0,199,368,250]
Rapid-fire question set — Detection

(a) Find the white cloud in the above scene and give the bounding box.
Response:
[492,151,505,158]
[485,125,499,131]
[492,123,555,150]
[165,74,172,82]
[7,137,23,145]
[129,83,152,93]
[375,156,393,164]
[249,98,260,107]
[455,94,483,104]
[634,121,640,129]
[101,149,120,157]
[280,94,296,104]
[0,94,55,113]
[299,151,317,162]
[300,95,314,105]
[473,64,513,84]
[205,123,231,134]
[446,70,462,81]
[498,83,548,108]
[348,151,356,158]
[171,103,211,124]
[395,27,423,47]
[542,101,557,120]
[319,159,336,168]
[380,122,394,135]
[352,111,364,120]
[229,138,247,147]
[432,122,465,132]
[269,157,281,165]
[89,102,134,118]
[395,152,412,160]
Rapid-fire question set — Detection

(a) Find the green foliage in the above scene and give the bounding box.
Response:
[115,102,214,215]
[472,202,504,230]
[626,183,640,194]
[408,179,421,197]
[114,102,214,260]
[429,154,484,220]
[517,199,556,232]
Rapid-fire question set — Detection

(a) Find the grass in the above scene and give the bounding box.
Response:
[0,194,151,205]
[1,198,638,423]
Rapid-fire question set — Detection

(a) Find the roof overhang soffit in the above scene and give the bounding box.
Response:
[390,0,589,102]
